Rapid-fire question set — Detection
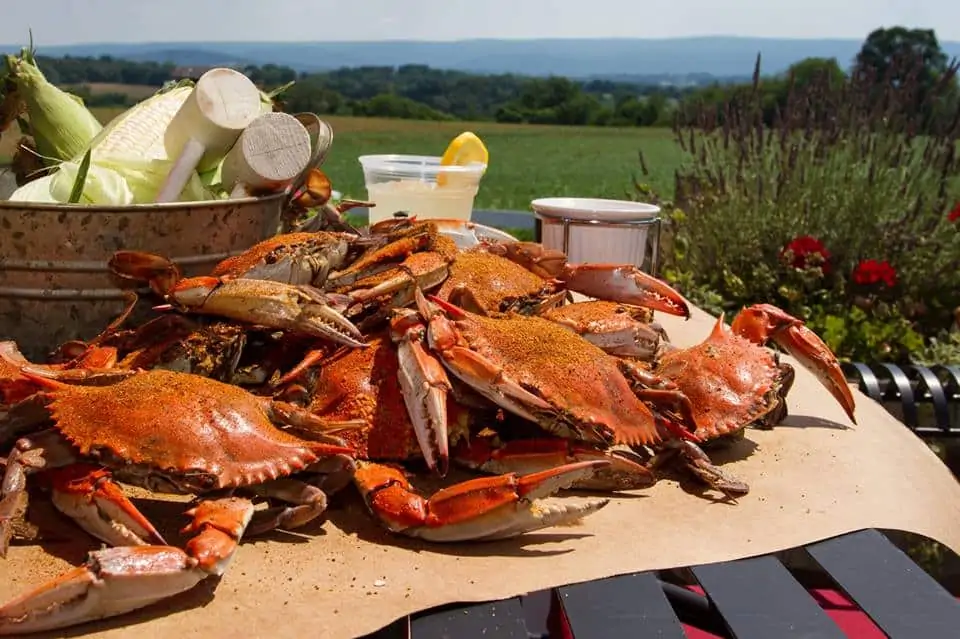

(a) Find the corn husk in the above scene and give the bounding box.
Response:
[3,49,102,165]
[9,159,135,206]
[7,174,58,202]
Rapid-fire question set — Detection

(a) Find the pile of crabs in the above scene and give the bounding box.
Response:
[0,216,857,635]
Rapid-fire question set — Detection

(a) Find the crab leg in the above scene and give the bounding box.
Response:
[0,497,256,635]
[327,225,435,288]
[161,276,367,348]
[730,304,857,424]
[263,397,367,433]
[1,345,134,406]
[108,250,182,298]
[345,251,452,308]
[352,460,611,542]
[244,478,332,534]
[483,242,690,318]
[452,437,657,491]
[556,264,690,318]
[0,430,77,557]
[390,310,454,476]
[652,439,751,498]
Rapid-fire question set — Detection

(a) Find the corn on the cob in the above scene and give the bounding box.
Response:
[3,50,102,165]
[87,86,193,163]
[77,86,217,203]
[11,86,218,205]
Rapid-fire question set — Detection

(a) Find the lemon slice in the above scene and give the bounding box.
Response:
[437,131,488,187]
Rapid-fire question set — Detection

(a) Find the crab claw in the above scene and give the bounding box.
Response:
[167,276,367,348]
[557,264,690,318]
[43,464,167,548]
[452,437,657,492]
[0,497,255,635]
[352,460,610,542]
[0,546,206,635]
[731,304,856,424]
[390,310,453,477]
[108,250,182,297]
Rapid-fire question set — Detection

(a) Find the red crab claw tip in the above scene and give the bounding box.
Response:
[426,294,468,319]
[152,303,175,312]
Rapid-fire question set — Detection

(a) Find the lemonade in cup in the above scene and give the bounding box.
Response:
[359,132,488,225]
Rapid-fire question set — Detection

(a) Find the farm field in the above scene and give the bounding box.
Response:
[64,83,160,99]
[1,105,688,210]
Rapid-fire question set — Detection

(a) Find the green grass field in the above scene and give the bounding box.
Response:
[316,117,685,210]
[1,106,687,210]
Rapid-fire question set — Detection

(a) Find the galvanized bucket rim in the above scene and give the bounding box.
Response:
[0,190,288,213]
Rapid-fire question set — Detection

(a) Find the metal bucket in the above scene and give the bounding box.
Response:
[0,192,287,360]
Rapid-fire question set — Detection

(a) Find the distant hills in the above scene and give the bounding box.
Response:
[5,37,960,82]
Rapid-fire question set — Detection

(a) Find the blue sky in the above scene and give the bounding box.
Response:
[1,0,958,45]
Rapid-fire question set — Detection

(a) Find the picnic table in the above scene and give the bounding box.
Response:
[361,528,960,638]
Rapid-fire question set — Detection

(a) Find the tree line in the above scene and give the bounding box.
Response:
[38,27,959,130]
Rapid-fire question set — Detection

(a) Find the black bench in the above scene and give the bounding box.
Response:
[843,362,960,437]
[364,529,960,638]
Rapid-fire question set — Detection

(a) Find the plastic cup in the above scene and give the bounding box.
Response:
[530,197,661,270]
[358,154,486,226]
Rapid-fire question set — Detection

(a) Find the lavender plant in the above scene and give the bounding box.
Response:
[652,54,960,363]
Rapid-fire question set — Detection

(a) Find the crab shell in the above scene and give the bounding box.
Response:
[420,295,663,448]
[434,249,562,315]
[653,316,792,440]
[29,369,353,492]
[210,231,353,286]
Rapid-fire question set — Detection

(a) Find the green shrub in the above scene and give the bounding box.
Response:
[651,55,960,364]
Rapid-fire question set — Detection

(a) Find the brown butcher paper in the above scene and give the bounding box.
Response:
[2,300,959,639]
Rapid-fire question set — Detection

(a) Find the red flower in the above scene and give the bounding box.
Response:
[780,235,832,274]
[852,259,897,288]
[948,201,960,223]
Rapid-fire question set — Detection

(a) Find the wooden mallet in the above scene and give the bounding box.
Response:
[155,67,263,203]
[220,111,313,198]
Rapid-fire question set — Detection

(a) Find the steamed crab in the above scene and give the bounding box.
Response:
[370,288,705,477]
[377,289,856,500]
[625,304,858,495]
[103,221,459,351]
[290,324,616,542]
[0,368,358,635]
[540,300,671,359]
[71,313,316,389]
